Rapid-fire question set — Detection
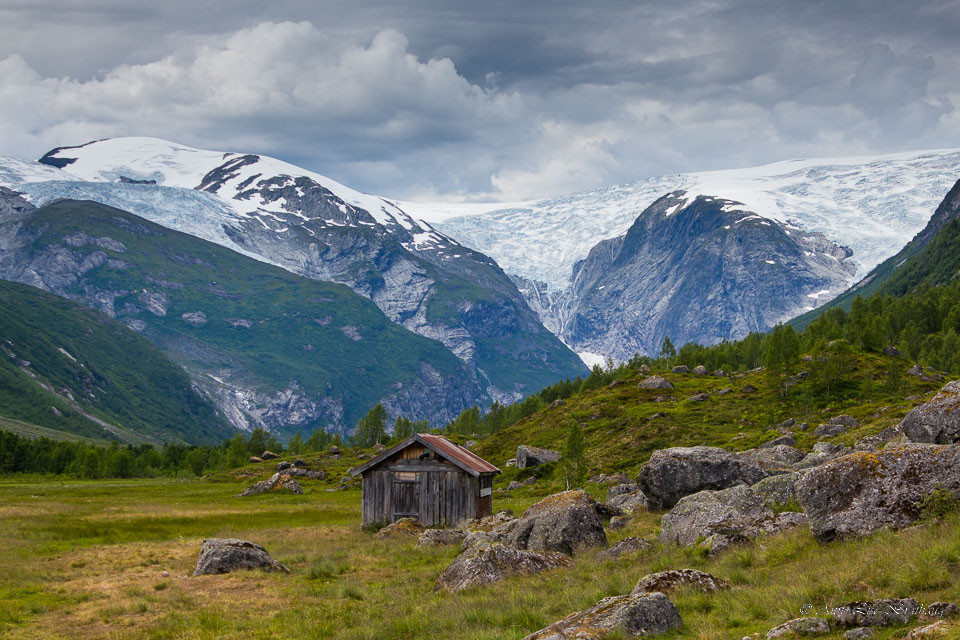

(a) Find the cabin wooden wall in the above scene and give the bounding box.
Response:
[360,455,485,527]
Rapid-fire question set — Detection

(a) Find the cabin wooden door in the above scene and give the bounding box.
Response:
[391,472,420,521]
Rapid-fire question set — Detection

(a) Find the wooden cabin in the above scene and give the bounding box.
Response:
[350,434,501,527]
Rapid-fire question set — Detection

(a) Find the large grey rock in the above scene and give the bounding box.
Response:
[659,484,807,552]
[900,382,960,444]
[795,445,960,541]
[521,592,682,639]
[741,445,805,470]
[765,617,831,638]
[607,482,640,498]
[832,598,920,627]
[507,490,608,555]
[844,628,876,639]
[516,445,561,469]
[417,528,468,548]
[672,365,690,374]
[751,472,801,509]
[633,569,728,594]
[637,446,769,509]
[761,434,798,449]
[638,375,675,390]
[606,489,649,514]
[193,538,290,575]
[435,542,572,592]
[238,472,304,497]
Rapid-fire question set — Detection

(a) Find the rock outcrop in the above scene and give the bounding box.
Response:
[637,446,769,509]
[193,538,290,575]
[765,617,831,638]
[900,382,960,444]
[638,376,674,390]
[516,445,561,469]
[507,490,608,555]
[633,569,729,594]
[832,598,921,627]
[417,528,468,547]
[435,541,572,592]
[238,473,304,497]
[795,445,960,541]
[376,517,426,539]
[521,592,682,639]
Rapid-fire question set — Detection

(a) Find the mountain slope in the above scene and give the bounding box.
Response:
[0,192,480,437]
[29,138,587,401]
[0,278,234,445]
[789,178,960,328]
[407,150,960,354]
[557,192,855,359]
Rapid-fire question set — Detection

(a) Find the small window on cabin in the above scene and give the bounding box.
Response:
[394,472,419,482]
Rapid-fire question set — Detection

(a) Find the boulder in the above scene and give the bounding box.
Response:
[832,598,920,627]
[376,517,426,539]
[277,461,292,472]
[507,481,524,490]
[248,456,264,464]
[672,365,690,374]
[435,541,572,592]
[633,569,728,594]
[659,484,807,553]
[742,384,758,394]
[292,458,307,467]
[900,382,960,444]
[741,445,805,470]
[638,376,674,390]
[238,473,304,497]
[550,399,567,408]
[608,482,640,498]
[765,617,831,638]
[761,435,798,449]
[260,451,280,460]
[516,445,561,469]
[639,364,651,373]
[329,445,340,455]
[606,489,649,513]
[883,345,905,358]
[193,538,290,576]
[523,476,537,486]
[417,528,468,548]
[284,467,326,480]
[506,490,608,555]
[844,628,877,639]
[715,387,733,396]
[637,446,769,509]
[591,472,632,486]
[597,536,651,560]
[795,445,960,541]
[750,472,800,509]
[921,602,960,622]
[521,592,682,640]
[689,392,710,402]
[906,621,951,638]
[908,364,925,377]
[608,515,632,530]
[693,365,708,375]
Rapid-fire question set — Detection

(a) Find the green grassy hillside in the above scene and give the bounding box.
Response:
[0,280,233,444]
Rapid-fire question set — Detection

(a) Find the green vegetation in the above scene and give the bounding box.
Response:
[18,199,472,439]
[0,471,958,639]
[0,279,232,444]
[352,403,388,448]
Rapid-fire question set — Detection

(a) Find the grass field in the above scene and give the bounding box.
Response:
[1,466,959,640]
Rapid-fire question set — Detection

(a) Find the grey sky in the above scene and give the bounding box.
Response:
[0,0,957,201]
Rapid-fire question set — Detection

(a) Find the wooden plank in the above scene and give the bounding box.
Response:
[386,461,459,472]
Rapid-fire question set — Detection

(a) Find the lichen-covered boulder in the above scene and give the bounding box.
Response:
[608,482,640,497]
[741,445,805,470]
[516,445,561,469]
[795,445,960,541]
[597,536,652,561]
[606,488,649,514]
[507,490,608,555]
[193,538,290,576]
[765,617,831,638]
[417,528,468,547]
[638,376,674,390]
[751,472,801,509]
[376,517,426,539]
[633,569,728,594]
[238,472,304,497]
[900,382,960,444]
[921,602,960,622]
[637,446,769,509]
[521,592,682,639]
[659,484,807,553]
[435,541,572,592]
[832,598,920,627]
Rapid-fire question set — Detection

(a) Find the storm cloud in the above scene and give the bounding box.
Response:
[0,0,957,201]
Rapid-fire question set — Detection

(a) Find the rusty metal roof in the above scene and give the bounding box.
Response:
[351,433,500,477]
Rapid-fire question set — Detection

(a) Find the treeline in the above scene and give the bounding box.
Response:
[0,426,345,478]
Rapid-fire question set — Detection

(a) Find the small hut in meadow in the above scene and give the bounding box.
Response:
[350,434,500,527]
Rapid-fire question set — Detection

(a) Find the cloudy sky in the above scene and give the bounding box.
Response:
[1,0,958,201]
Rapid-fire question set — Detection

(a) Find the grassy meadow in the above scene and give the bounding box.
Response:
[2,463,960,640]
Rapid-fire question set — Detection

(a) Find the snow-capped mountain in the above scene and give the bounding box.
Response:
[11,138,588,405]
[405,149,960,358]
